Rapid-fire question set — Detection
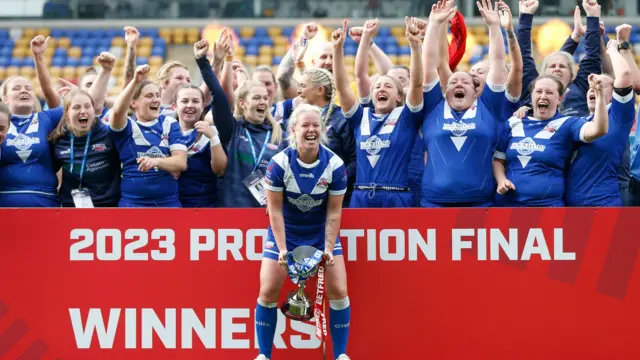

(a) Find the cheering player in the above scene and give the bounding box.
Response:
[257,105,351,360]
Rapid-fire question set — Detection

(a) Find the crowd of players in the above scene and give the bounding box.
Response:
[0,0,639,208]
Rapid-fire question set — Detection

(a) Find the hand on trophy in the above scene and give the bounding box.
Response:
[278,250,288,268]
[324,251,335,266]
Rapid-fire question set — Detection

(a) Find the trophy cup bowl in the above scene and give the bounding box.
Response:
[281,245,323,321]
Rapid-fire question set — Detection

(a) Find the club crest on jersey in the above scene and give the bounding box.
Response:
[316,178,329,189]
[265,241,275,249]
[92,143,107,152]
[137,146,166,159]
[510,137,546,168]
[288,194,323,212]
[360,135,391,168]
[443,121,476,151]
[6,133,40,163]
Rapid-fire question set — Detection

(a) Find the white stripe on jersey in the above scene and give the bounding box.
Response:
[533,116,569,140]
[186,131,212,156]
[25,114,40,134]
[508,117,525,137]
[310,150,344,195]
[161,116,178,148]
[360,106,403,136]
[130,120,152,146]
[272,151,302,194]
[444,99,478,120]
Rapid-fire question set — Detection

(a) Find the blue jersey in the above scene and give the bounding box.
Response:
[343,97,425,188]
[0,108,64,207]
[179,126,219,207]
[272,99,294,127]
[630,104,640,182]
[421,82,509,205]
[264,145,347,246]
[53,122,121,207]
[495,113,588,206]
[109,115,188,207]
[566,93,635,206]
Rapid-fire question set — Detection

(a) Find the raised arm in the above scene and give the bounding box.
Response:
[208,28,235,107]
[582,74,609,142]
[437,19,453,89]
[406,17,424,107]
[194,39,235,146]
[615,24,640,92]
[332,20,357,113]
[111,65,149,130]
[479,0,507,85]
[561,7,585,55]
[194,121,227,176]
[123,26,139,88]
[89,52,116,114]
[424,1,457,86]
[499,1,522,98]
[277,23,317,100]
[30,35,60,109]
[354,20,379,101]
[606,40,632,88]
[572,0,602,94]
[516,0,540,102]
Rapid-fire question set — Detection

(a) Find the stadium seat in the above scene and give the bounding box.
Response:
[159,28,171,43]
[282,27,294,38]
[66,58,79,67]
[149,56,163,66]
[0,67,6,79]
[273,46,285,57]
[259,55,272,65]
[244,55,257,67]
[20,66,35,77]
[136,57,149,66]
[9,57,22,67]
[273,36,288,47]
[12,47,26,58]
[240,27,255,39]
[112,37,126,47]
[68,47,82,58]
[138,46,152,57]
[5,66,19,77]
[267,27,282,37]
[139,37,153,47]
[0,57,8,67]
[236,46,246,56]
[58,37,71,48]
[63,66,77,79]
[259,46,273,56]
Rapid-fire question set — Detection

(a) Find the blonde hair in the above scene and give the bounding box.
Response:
[156,61,189,89]
[47,89,95,142]
[287,104,328,148]
[302,68,336,127]
[234,80,283,145]
[372,75,405,108]
[1,75,42,113]
[541,51,576,82]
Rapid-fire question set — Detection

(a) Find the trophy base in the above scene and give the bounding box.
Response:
[280,291,313,321]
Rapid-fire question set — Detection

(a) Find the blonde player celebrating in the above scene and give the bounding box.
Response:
[256,105,351,360]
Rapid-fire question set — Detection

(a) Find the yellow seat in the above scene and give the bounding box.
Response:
[6,66,20,77]
[112,37,126,47]
[68,47,82,59]
[273,36,288,47]
[20,66,35,77]
[138,37,152,47]
[63,66,77,78]
[259,55,272,66]
[149,56,164,66]
[49,67,61,78]
[23,28,37,39]
[267,27,282,37]
[172,29,186,45]
[236,46,246,56]
[38,27,51,37]
[41,56,52,66]
[344,56,355,66]
[274,46,286,56]
[112,66,123,77]
[259,46,273,56]
[240,27,255,39]
[187,33,199,44]
[57,37,71,48]
[159,28,172,43]
[150,66,160,77]
[0,68,5,79]
[12,47,26,57]
[244,55,257,67]
[138,46,151,57]
[16,38,29,48]
[45,38,57,48]
[187,27,200,37]
[391,27,404,37]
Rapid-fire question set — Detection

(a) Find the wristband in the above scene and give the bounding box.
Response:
[225,55,233,62]
[210,134,221,146]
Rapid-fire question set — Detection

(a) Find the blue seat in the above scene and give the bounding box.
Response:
[245,46,259,56]
[98,38,112,48]
[384,37,398,47]
[345,45,357,56]
[154,38,166,48]
[254,27,268,37]
[399,46,410,55]
[0,47,12,57]
[345,37,357,47]
[105,29,119,38]
[151,46,164,57]
[146,29,160,38]
[80,56,93,67]
[0,57,8,67]
[136,56,149,66]
[272,56,282,65]
[0,30,9,39]
[246,38,260,48]
[9,57,22,67]
[54,48,68,56]
[73,31,88,39]
[23,57,35,67]
[379,27,391,37]
[97,45,110,53]
[259,37,274,47]
[282,27,294,37]
[51,29,64,38]
[66,58,80,67]
[52,57,66,67]
[384,45,399,55]
[83,47,97,57]
[71,37,87,47]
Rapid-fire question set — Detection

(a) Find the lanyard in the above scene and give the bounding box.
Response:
[70,131,92,188]
[244,128,271,171]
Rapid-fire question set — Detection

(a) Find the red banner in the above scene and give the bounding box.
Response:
[1,208,640,359]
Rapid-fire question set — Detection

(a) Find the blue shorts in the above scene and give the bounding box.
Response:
[263,229,343,261]
[118,198,182,208]
[421,200,494,208]
[0,192,60,207]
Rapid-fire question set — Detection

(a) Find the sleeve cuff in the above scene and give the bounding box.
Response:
[486,81,506,93]
[329,189,347,196]
[518,13,534,27]
[359,95,372,105]
[406,99,424,113]
[195,56,211,70]
[579,123,592,143]
[505,91,520,104]
[343,102,360,118]
[263,184,284,192]
[493,151,507,160]
[613,91,634,104]
[170,144,188,152]
[424,79,440,93]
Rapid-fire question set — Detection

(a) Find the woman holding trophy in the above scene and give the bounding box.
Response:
[258,104,351,360]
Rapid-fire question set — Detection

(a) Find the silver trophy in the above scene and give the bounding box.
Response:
[281,245,323,321]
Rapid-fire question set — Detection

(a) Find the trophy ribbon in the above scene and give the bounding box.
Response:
[286,248,324,284]
[314,260,327,341]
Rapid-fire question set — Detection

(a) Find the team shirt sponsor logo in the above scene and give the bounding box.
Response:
[510,137,546,168]
[92,143,107,152]
[360,135,391,168]
[287,194,323,212]
[443,121,476,151]
[6,133,41,162]
[299,172,314,179]
[137,146,166,159]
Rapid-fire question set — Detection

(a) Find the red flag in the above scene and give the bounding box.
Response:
[448,11,467,71]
